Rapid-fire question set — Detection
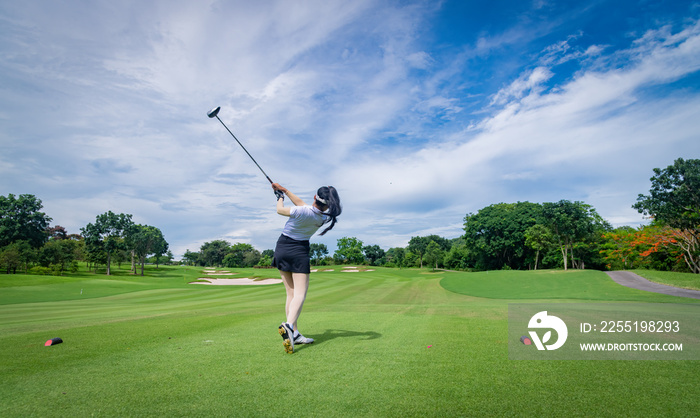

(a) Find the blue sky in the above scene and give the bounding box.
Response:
[2,0,699,258]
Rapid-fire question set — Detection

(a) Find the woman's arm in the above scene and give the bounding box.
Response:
[272,183,306,206]
[284,189,306,206]
[276,196,291,217]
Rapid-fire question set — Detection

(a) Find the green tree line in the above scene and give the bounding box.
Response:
[0,194,169,276]
[5,158,697,274]
[181,240,267,268]
[310,158,700,272]
[176,158,700,273]
[357,158,699,272]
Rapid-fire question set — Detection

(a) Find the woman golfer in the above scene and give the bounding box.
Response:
[271,183,341,353]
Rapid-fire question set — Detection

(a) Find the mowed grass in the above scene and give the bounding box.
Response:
[439,269,700,301]
[1,266,699,417]
[633,269,700,291]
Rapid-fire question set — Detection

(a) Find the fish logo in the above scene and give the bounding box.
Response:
[527,311,568,351]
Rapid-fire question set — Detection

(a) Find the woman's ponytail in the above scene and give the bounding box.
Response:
[316,186,341,236]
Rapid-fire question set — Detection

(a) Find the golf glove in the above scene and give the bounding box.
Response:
[274,190,284,200]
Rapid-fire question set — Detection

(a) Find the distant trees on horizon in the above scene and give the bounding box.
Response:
[3,158,698,274]
[0,194,169,276]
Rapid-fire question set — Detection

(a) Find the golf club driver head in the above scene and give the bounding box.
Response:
[207,106,221,118]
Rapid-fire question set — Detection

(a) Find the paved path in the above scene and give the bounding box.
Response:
[606,271,700,300]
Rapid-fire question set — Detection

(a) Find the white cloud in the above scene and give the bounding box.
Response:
[490,66,554,106]
[333,18,700,247]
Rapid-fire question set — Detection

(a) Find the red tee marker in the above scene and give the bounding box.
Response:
[45,338,63,346]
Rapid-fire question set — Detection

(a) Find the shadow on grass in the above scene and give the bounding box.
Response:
[295,329,382,352]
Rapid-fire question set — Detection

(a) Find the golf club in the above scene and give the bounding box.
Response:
[207,106,273,184]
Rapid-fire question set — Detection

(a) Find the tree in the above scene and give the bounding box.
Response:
[129,224,167,276]
[85,244,107,272]
[258,253,273,267]
[310,243,328,265]
[385,247,406,268]
[223,243,259,267]
[151,231,169,268]
[182,249,201,266]
[200,240,230,267]
[0,243,22,274]
[0,240,35,274]
[334,237,364,264]
[81,211,134,275]
[463,202,543,270]
[443,239,470,270]
[0,194,52,248]
[403,251,419,267]
[222,253,239,268]
[605,224,686,271]
[258,249,275,267]
[129,225,149,276]
[599,226,640,270]
[524,224,554,270]
[46,225,68,240]
[243,250,261,267]
[423,241,444,270]
[542,200,609,270]
[406,236,449,268]
[46,225,81,241]
[407,236,430,268]
[634,158,700,273]
[39,239,79,275]
[363,244,385,266]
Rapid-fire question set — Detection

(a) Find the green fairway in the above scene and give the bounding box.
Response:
[633,269,700,291]
[439,269,700,302]
[1,266,699,416]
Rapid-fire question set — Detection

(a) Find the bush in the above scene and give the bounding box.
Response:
[29,266,52,275]
[257,254,272,267]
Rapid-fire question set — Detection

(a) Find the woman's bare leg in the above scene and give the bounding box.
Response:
[280,270,294,320]
[280,271,309,330]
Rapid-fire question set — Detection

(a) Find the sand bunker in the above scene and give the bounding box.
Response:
[191,278,282,286]
[340,268,375,272]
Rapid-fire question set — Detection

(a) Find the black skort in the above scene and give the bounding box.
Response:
[272,234,311,274]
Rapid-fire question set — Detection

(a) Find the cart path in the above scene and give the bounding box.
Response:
[606,271,700,300]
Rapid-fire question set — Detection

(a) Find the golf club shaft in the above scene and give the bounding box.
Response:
[214,116,273,184]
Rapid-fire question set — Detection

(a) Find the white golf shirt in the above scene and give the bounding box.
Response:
[281,205,328,241]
